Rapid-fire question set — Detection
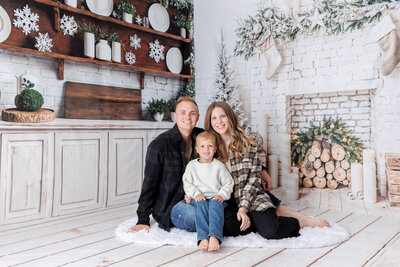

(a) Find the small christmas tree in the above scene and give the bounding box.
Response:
[210,30,250,132]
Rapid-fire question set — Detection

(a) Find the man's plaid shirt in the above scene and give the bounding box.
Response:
[229,144,275,212]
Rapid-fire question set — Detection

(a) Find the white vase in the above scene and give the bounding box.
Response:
[112,41,121,63]
[96,39,111,61]
[180,28,186,39]
[154,113,164,122]
[171,112,176,122]
[64,0,77,8]
[84,32,95,58]
[123,12,133,23]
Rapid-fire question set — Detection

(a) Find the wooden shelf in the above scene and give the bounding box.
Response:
[34,0,192,43]
[0,44,192,88]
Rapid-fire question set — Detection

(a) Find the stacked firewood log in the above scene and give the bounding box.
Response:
[299,140,351,189]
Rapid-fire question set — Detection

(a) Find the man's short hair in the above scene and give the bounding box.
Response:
[175,96,198,111]
[195,131,216,146]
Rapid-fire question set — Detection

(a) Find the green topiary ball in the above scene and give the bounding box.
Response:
[18,89,44,111]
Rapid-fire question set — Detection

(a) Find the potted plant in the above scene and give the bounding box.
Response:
[107,32,124,63]
[114,1,136,23]
[174,14,192,39]
[148,98,168,122]
[167,99,176,122]
[78,21,102,58]
[15,78,44,111]
[95,30,111,61]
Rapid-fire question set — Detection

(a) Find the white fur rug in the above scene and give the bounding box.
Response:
[115,217,349,249]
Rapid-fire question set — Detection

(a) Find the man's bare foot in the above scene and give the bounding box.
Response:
[208,236,220,251]
[198,239,209,250]
[301,216,330,228]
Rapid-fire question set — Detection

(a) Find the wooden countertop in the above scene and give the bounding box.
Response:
[0,118,175,130]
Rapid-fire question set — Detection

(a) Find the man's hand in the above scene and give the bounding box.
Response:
[194,194,206,202]
[184,194,191,203]
[261,169,272,191]
[212,195,224,203]
[130,224,150,232]
[237,207,251,231]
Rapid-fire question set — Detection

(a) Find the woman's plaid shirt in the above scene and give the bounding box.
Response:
[229,144,275,212]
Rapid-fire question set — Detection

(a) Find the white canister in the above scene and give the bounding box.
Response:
[268,154,279,189]
[84,32,95,59]
[96,39,111,61]
[112,41,121,63]
[123,12,133,23]
[180,28,186,39]
[64,0,77,8]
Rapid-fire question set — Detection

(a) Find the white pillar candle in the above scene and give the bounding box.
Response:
[363,149,377,204]
[351,163,363,195]
[286,172,299,201]
[296,0,302,14]
[278,134,291,182]
[268,154,279,189]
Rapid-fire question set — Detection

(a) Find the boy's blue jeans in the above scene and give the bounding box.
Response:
[191,198,227,244]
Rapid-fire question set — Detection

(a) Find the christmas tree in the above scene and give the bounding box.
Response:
[210,30,250,132]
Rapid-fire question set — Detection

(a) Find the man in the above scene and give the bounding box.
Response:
[131,96,202,231]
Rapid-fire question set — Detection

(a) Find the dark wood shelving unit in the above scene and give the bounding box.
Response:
[0,0,193,87]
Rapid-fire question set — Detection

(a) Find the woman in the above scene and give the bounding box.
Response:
[171,102,329,238]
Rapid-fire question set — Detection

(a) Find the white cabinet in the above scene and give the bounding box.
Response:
[0,133,52,224]
[107,131,147,206]
[53,132,107,216]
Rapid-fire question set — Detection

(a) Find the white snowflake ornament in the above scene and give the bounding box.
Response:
[13,5,39,35]
[135,15,142,25]
[35,32,53,52]
[129,34,141,50]
[125,51,136,65]
[149,39,164,63]
[60,14,78,36]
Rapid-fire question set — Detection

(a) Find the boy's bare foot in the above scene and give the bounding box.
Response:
[198,239,208,250]
[303,216,330,228]
[208,236,220,251]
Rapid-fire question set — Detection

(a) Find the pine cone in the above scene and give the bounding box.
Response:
[305,160,313,171]
[322,140,330,149]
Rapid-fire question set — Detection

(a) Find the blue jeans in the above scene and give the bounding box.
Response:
[191,198,227,244]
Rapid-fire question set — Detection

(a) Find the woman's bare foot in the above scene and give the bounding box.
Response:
[302,216,330,228]
[208,236,220,251]
[198,239,209,250]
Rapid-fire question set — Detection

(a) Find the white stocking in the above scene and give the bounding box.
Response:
[256,31,282,79]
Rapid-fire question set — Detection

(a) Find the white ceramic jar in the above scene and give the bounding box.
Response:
[96,39,111,61]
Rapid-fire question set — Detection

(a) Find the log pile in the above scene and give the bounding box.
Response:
[299,141,351,189]
[386,153,400,206]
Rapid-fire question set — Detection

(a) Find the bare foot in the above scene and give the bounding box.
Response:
[301,216,330,228]
[207,236,220,251]
[198,239,209,250]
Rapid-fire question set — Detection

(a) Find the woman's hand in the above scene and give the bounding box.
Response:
[261,169,272,191]
[237,207,251,231]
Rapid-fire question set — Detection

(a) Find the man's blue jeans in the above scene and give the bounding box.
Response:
[191,198,226,244]
[170,200,196,232]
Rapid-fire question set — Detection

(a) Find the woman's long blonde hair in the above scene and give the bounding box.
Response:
[204,101,255,162]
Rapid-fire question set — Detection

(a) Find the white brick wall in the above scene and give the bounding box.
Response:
[0,50,184,119]
[249,11,400,196]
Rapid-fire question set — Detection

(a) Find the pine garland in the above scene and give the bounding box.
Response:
[234,0,400,60]
[291,117,364,165]
[210,31,250,132]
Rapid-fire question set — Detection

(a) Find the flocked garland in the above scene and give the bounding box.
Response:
[234,0,400,60]
[291,117,364,166]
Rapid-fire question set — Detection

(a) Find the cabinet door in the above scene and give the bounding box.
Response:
[53,132,107,216]
[108,131,147,206]
[0,133,52,224]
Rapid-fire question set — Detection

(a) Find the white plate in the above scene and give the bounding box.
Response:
[166,47,183,74]
[86,0,113,17]
[0,5,11,43]
[148,3,169,32]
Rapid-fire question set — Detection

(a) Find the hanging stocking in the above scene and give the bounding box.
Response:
[256,31,282,80]
[373,15,400,76]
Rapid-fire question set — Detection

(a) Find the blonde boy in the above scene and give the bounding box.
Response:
[182,131,233,251]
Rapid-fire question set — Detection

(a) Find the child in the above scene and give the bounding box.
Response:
[182,131,234,251]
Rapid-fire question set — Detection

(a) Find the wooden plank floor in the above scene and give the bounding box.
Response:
[1,187,400,267]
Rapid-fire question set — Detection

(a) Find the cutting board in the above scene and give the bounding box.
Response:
[65,82,142,120]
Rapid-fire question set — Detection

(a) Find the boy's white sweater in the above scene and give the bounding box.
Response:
[182,158,234,200]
